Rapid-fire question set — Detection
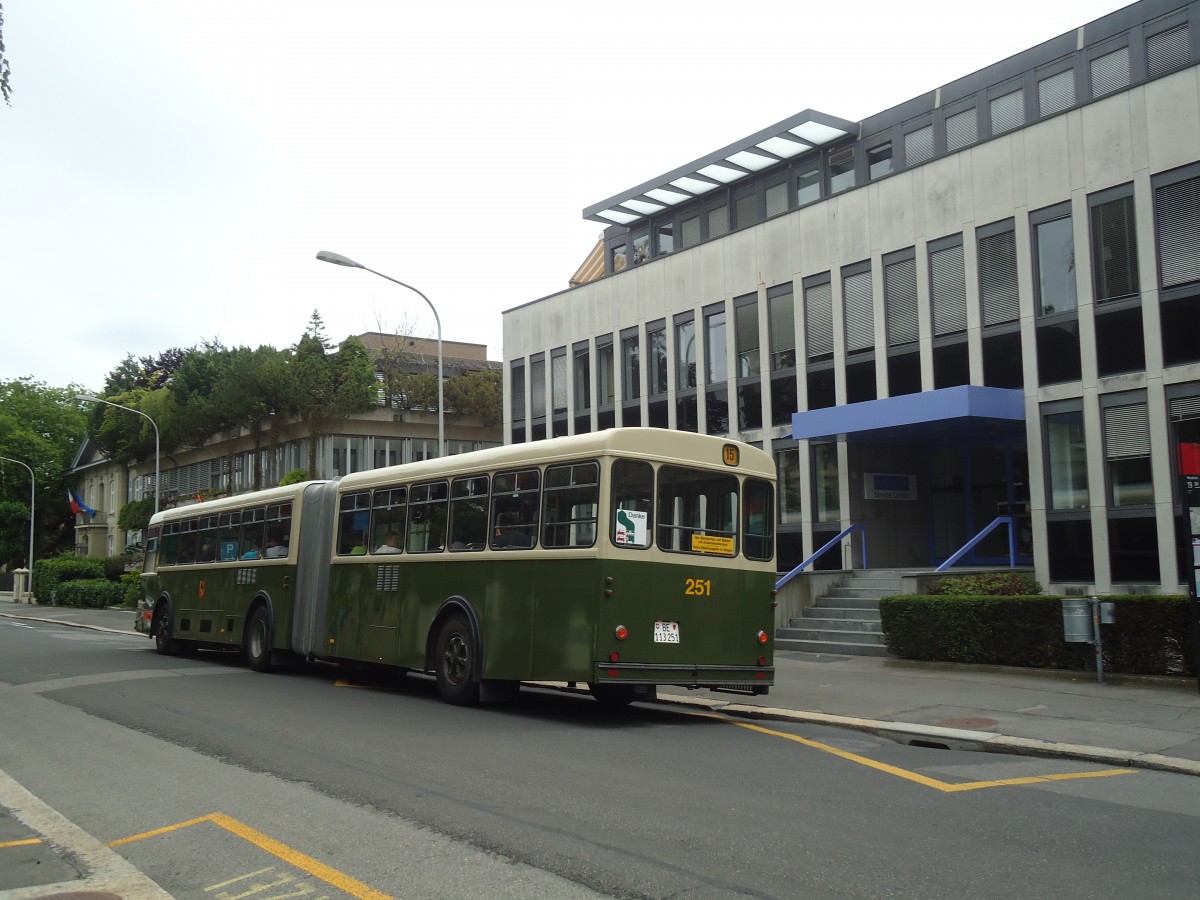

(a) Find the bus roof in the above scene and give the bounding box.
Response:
[339,428,774,493]
[147,480,328,528]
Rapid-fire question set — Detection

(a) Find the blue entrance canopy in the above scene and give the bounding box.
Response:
[788,386,1025,441]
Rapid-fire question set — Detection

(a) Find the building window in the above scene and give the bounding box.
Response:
[1033,207,1077,316]
[621,331,640,402]
[796,165,821,206]
[904,126,933,166]
[708,205,729,238]
[768,285,795,372]
[842,267,874,354]
[1045,409,1088,510]
[978,222,1020,326]
[775,446,802,526]
[1147,23,1191,77]
[681,215,701,249]
[867,142,893,179]
[611,243,627,274]
[656,221,674,256]
[1089,186,1139,302]
[530,356,546,420]
[551,349,567,416]
[1154,169,1200,291]
[829,148,855,194]
[596,339,615,408]
[1104,401,1152,507]
[632,232,650,266]
[884,252,919,347]
[812,442,840,524]
[675,318,697,390]
[510,362,525,421]
[1037,68,1075,117]
[647,323,667,397]
[705,308,727,385]
[930,239,967,335]
[990,88,1024,133]
[734,188,757,230]
[765,180,788,217]
[1091,45,1130,97]
[945,106,977,152]
[805,279,834,362]
[735,295,760,377]
[573,344,590,412]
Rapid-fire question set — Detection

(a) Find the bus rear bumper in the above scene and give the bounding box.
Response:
[592,662,773,694]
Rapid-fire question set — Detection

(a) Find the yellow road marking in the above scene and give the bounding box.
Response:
[0,837,43,848]
[706,714,1135,792]
[109,813,393,900]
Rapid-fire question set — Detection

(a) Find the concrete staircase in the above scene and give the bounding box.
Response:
[776,569,906,657]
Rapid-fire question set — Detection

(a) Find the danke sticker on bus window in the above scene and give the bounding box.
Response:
[615,508,649,547]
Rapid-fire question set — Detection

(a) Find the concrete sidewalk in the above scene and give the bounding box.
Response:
[5,601,1200,777]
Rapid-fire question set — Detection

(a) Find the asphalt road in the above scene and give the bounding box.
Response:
[3,617,1200,899]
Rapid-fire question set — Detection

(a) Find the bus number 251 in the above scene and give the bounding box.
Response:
[685,578,712,597]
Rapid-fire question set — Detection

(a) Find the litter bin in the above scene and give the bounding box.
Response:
[1061,598,1095,643]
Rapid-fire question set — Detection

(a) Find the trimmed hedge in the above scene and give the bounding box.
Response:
[879,594,1194,677]
[53,578,126,609]
[32,557,105,604]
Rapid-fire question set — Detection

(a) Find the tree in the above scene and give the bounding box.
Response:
[0,378,90,562]
[0,2,13,107]
[287,333,379,477]
[445,370,503,427]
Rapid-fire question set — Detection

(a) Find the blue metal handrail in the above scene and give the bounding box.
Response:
[775,523,867,590]
[935,516,1016,573]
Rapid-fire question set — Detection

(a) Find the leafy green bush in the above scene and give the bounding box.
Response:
[928,572,1042,596]
[880,594,1193,676]
[119,571,142,608]
[278,468,309,486]
[32,556,104,604]
[54,578,125,609]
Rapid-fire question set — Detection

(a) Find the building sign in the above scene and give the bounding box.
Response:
[864,473,916,501]
[1176,442,1200,693]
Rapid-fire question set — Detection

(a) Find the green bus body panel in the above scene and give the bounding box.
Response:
[322,554,774,686]
[154,563,295,648]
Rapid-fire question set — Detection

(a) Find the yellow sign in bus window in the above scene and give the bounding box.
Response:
[722,444,740,467]
[691,534,735,555]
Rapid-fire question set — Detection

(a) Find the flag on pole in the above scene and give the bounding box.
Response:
[69,488,97,518]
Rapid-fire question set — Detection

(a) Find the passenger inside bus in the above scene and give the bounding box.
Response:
[264,532,288,558]
[241,539,262,560]
[197,538,215,562]
[492,513,532,548]
[374,531,402,553]
[349,534,367,555]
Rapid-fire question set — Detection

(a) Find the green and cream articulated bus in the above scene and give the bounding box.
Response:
[137,429,777,705]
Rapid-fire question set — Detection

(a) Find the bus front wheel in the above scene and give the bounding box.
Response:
[434,614,479,706]
[245,607,273,673]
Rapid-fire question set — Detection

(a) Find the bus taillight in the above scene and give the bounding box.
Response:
[756,630,768,644]
[614,625,628,640]
[758,656,767,666]
[610,651,620,662]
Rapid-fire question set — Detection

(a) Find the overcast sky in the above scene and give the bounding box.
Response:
[1,0,1130,392]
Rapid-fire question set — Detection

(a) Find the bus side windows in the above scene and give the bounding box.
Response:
[337,492,371,556]
[491,468,540,550]
[542,462,599,549]
[371,487,407,555]
[611,459,653,549]
[449,475,489,551]
[407,481,449,553]
[743,478,775,562]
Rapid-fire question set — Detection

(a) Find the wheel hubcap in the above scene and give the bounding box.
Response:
[442,634,468,685]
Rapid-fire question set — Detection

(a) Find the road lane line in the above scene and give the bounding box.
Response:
[0,837,43,848]
[705,713,1136,792]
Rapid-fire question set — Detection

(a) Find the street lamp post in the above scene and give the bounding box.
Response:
[75,394,161,514]
[0,456,35,603]
[316,250,445,458]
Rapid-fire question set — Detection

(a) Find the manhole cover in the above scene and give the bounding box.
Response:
[936,717,999,729]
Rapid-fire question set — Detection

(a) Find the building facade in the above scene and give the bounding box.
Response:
[503,0,1200,593]
[71,335,502,556]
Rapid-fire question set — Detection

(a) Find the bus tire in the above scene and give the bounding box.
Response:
[153,605,177,656]
[245,607,273,673]
[588,683,638,708]
[434,613,479,705]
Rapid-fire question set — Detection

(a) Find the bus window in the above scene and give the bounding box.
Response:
[241,506,267,559]
[160,522,181,566]
[542,461,599,548]
[743,477,775,561]
[265,503,292,557]
[337,492,371,555]
[611,459,653,549]
[197,514,219,562]
[657,466,738,556]
[491,468,539,549]
[449,475,489,550]
[370,487,407,554]
[177,519,199,564]
[218,510,241,562]
[407,481,449,553]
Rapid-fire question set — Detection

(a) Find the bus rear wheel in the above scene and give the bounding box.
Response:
[245,607,273,673]
[588,683,639,708]
[153,607,177,656]
[434,614,479,705]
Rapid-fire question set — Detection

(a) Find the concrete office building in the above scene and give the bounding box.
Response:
[502,0,1200,593]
